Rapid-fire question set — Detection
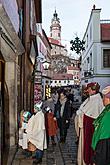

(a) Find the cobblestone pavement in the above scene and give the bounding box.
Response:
[12,115,77,165]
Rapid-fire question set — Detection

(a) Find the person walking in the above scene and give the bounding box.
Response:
[45,106,58,146]
[92,86,110,165]
[54,90,71,143]
[43,95,57,145]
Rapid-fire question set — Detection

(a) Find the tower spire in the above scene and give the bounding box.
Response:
[53,8,58,20]
[50,9,61,40]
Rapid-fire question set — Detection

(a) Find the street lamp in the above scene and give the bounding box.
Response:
[42,60,51,100]
[42,60,50,70]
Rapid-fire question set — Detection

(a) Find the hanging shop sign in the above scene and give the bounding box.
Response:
[45,84,51,99]
[34,71,42,104]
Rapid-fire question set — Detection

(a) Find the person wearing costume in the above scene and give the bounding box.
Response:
[75,82,104,165]
[42,95,57,145]
[92,86,110,165]
[19,111,31,157]
[45,106,58,146]
[26,102,47,164]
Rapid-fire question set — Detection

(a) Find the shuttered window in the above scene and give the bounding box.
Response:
[103,49,110,68]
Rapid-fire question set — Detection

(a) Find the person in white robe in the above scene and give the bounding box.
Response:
[26,102,47,164]
[75,100,87,165]
[18,111,32,157]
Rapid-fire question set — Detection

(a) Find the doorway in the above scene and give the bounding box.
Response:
[0,52,9,164]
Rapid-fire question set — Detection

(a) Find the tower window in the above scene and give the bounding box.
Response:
[58,33,60,37]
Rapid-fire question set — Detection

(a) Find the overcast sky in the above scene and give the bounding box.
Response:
[42,0,110,56]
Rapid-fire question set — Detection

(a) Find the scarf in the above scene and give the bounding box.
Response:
[92,104,110,150]
[60,98,67,117]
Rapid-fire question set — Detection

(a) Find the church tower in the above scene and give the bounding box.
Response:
[50,9,61,41]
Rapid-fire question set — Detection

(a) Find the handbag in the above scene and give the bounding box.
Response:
[28,141,37,152]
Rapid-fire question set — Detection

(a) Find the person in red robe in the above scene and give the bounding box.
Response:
[43,95,57,146]
[76,82,104,165]
[83,82,104,165]
[45,106,58,146]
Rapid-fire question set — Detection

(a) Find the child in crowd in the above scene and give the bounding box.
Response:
[45,106,58,146]
[18,110,31,157]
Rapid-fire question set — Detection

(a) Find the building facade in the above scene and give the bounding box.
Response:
[36,26,52,100]
[67,66,80,85]
[81,6,110,90]
[0,0,24,164]
[17,0,42,113]
[0,0,42,164]
[50,73,74,87]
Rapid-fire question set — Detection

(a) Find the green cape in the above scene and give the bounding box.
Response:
[92,104,110,150]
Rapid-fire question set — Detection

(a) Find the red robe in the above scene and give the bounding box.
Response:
[83,114,94,164]
[45,112,58,136]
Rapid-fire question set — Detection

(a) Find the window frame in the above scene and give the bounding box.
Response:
[102,48,110,68]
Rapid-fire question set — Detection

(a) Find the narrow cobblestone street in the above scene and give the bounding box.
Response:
[12,115,77,165]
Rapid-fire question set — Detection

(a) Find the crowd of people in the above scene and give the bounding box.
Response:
[18,88,73,164]
[18,83,110,165]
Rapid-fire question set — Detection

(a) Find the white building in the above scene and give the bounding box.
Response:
[81,5,110,90]
[67,66,80,85]
[50,73,74,87]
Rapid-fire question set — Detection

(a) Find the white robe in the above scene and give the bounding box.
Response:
[76,93,104,119]
[75,114,86,165]
[19,122,28,149]
[26,111,47,151]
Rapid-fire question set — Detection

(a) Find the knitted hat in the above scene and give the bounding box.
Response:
[23,111,31,122]
[34,102,42,112]
[102,86,110,98]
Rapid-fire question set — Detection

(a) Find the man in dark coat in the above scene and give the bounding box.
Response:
[54,91,71,143]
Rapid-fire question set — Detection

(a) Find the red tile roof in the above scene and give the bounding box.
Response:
[67,66,80,71]
[48,37,64,47]
[101,24,110,42]
[52,74,73,80]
